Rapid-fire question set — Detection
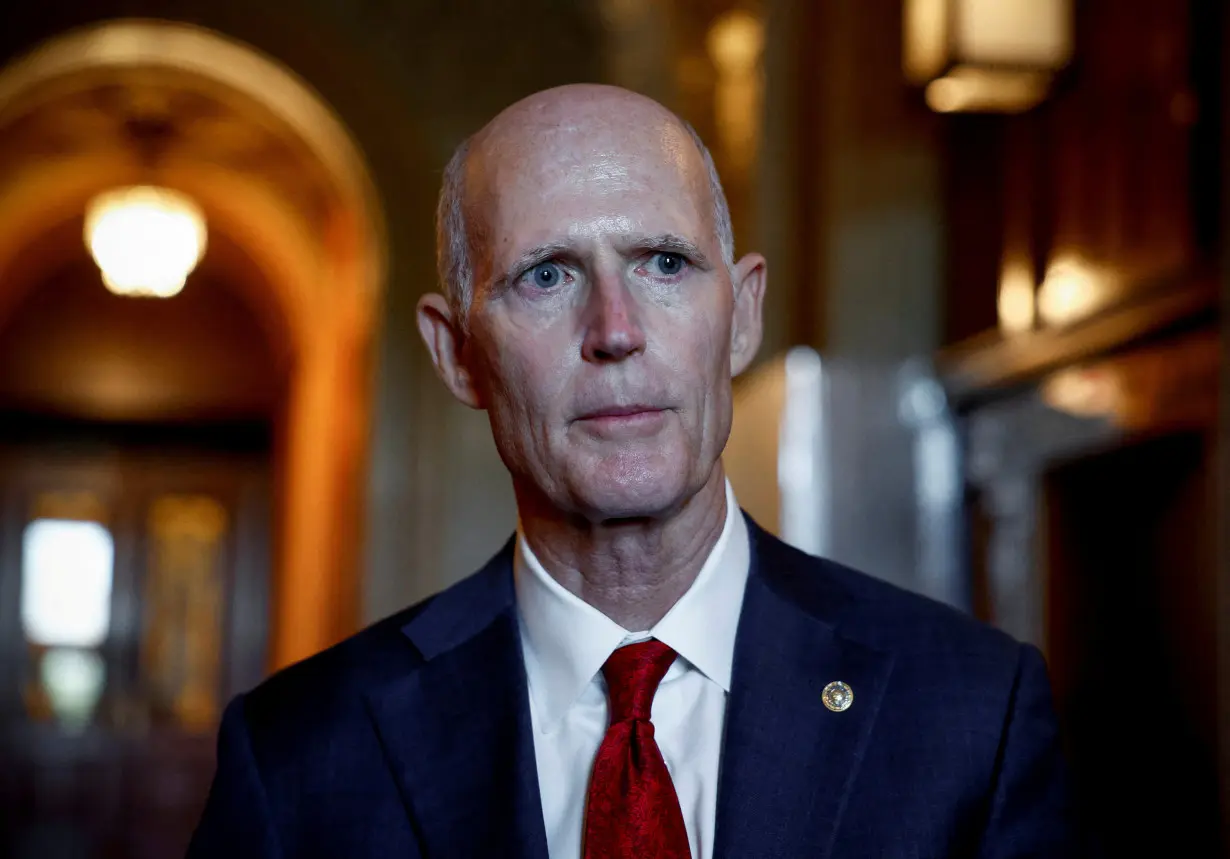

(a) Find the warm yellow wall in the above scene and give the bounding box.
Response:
[724,353,786,535]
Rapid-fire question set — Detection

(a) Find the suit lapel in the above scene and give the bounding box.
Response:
[713,524,895,859]
[360,520,893,858]
[365,547,548,859]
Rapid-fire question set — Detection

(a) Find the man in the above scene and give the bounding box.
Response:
[189,85,1081,858]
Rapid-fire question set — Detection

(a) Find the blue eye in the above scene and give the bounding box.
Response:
[529,262,564,289]
[652,253,686,276]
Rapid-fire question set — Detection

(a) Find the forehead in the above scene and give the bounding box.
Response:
[470,118,713,262]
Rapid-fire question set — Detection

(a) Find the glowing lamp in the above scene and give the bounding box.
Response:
[903,0,1073,113]
[1036,254,1106,326]
[84,186,207,298]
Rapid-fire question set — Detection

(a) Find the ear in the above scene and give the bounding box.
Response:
[416,292,484,409]
[729,252,767,377]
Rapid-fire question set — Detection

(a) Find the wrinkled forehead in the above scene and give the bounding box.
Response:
[466,115,714,262]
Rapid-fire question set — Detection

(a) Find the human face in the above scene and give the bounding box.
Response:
[423,102,764,523]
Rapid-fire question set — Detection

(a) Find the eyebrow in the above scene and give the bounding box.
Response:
[499,242,575,288]
[496,233,714,288]
[623,233,713,270]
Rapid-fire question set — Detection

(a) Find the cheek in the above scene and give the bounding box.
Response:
[670,304,734,434]
[481,335,570,427]
[668,301,733,379]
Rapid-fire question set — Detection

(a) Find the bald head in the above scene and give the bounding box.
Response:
[417,84,767,530]
[436,84,734,319]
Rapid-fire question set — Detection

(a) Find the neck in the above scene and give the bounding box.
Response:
[517,467,730,630]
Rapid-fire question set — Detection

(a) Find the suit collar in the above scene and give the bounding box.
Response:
[741,515,856,631]
[365,540,549,859]
[713,520,896,859]
[400,535,519,660]
[364,518,893,859]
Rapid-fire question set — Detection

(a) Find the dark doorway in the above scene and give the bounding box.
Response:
[1044,430,1219,857]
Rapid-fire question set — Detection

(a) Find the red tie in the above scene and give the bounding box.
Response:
[582,640,692,859]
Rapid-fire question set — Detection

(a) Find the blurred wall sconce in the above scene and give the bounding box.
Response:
[997,257,1036,334]
[903,0,1074,113]
[1036,253,1107,326]
[85,185,207,299]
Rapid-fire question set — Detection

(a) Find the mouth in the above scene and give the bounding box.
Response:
[573,405,669,439]
[577,404,662,420]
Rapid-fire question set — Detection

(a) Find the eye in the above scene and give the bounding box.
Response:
[528,261,565,289]
[651,252,686,277]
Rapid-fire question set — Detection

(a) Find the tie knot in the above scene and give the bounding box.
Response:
[601,640,677,723]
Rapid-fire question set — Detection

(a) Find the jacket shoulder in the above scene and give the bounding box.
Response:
[749,520,1023,667]
[239,596,431,734]
[238,540,515,737]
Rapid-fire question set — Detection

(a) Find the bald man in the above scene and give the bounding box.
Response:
[189,86,1084,859]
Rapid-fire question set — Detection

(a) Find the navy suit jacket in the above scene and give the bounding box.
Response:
[188,517,1083,858]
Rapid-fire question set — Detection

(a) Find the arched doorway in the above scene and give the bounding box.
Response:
[0,20,386,856]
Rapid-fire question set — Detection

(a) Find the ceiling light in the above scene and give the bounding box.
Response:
[84,185,207,298]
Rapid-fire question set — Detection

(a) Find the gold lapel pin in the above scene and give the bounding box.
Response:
[822,681,853,712]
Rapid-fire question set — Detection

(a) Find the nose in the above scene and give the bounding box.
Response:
[581,269,647,363]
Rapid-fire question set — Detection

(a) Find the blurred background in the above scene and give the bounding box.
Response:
[0,0,1224,855]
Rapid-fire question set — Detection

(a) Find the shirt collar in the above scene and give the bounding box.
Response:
[514,480,750,730]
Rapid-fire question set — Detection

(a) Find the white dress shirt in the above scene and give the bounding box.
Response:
[514,480,750,859]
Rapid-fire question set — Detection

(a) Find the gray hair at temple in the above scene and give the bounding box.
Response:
[435,121,736,325]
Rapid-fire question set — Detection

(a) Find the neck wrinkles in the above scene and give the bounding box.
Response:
[516,467,729,630]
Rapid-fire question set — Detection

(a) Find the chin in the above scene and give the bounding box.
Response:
[566,450,695,522]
